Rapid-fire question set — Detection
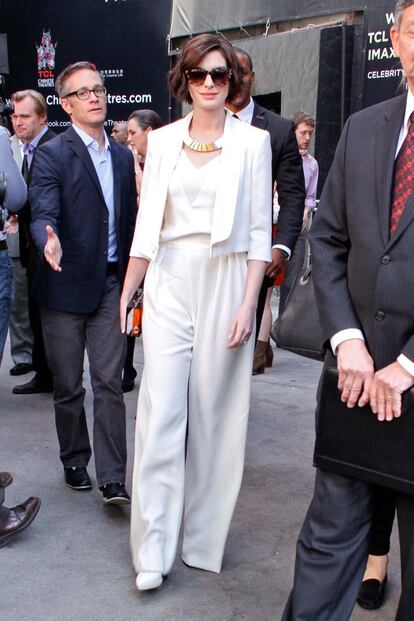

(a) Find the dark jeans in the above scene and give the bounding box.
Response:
[41,274,127,487]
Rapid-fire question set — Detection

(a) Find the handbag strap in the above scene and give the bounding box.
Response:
[300,208,316,271]
[299,264,312,284]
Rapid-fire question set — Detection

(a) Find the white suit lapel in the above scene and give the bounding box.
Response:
[159,116,188,195]
[211,112,242,246]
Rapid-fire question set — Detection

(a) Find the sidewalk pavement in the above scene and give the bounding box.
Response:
[0,335,399,621]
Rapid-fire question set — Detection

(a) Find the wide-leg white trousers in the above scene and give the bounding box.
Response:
[130,239,255,575]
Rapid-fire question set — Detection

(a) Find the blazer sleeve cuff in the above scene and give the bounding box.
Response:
[330,329,365,355]
[272,244,291,259]
[397,354,414,378]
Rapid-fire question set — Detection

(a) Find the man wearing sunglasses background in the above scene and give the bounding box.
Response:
[226,48,305,371]
[29,61,137,505]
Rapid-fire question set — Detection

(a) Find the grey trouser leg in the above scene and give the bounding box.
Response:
[41,275,127,487]
[0,485,10,526]
[281,469,374,621]
[9,258,33,365]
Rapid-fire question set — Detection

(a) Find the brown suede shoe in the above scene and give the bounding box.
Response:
[253,340,267,375]
[0,472,13,488]
[0,497,41,548]
[265,340,274,368]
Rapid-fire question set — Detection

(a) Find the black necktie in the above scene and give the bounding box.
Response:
[21,154,29,183]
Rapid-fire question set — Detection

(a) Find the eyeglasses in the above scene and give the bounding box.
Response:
[185,66,232,87]
[62,86,107,100]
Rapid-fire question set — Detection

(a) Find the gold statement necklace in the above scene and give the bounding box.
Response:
[183,130,224,153]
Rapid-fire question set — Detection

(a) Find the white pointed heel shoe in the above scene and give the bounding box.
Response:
[136,571,163,591]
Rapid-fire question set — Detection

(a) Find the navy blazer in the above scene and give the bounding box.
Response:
[29,126,137,314]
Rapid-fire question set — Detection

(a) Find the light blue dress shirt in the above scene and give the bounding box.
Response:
[72,123,117,261]
[24,125,49,167]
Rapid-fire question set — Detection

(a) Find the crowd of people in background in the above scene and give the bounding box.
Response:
[1,1,414,618]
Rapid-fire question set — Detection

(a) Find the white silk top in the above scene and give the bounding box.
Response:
[160,150,221,243]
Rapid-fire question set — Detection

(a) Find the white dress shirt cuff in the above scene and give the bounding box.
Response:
[272,244,291,260]
[397,354,414,377]
[330,329,365,355]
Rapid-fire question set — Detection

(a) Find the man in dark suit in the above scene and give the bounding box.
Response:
[8,133,33,378]
[10,90,55,393]
[30,61,137,505]
[226,49,305,372]
[283,2,414,618]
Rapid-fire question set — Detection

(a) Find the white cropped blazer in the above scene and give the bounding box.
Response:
[129,110,272,262]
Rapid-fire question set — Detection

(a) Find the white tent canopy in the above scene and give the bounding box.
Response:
[169,0,391,39]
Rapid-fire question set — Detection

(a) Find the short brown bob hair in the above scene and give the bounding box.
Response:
[170,34,242,104]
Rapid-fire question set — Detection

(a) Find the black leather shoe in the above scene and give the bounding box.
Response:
[0,472,13,488]
[10,363,33,376]
[64,467,92,490]
[12,375,53,395]
[122,367,137,393]
[357,574,388,610]
[100,482,130,505]
[0,497,41,548]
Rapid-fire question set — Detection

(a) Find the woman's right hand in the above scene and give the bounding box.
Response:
[227,301,256,349]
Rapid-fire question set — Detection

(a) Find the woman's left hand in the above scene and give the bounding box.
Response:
[227,302,255,349]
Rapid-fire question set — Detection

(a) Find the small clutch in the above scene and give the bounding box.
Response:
[126,289,143,337]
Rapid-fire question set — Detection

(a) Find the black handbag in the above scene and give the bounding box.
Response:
[271,232,324,361]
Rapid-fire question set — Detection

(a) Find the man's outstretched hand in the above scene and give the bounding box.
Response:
[44,224,62,272]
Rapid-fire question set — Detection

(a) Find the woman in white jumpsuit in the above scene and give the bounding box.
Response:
[120,33,272,592]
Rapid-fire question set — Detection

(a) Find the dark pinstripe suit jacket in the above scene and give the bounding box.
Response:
[309,93,414,370]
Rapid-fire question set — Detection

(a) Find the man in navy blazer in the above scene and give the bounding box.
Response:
[30,61,137,505]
